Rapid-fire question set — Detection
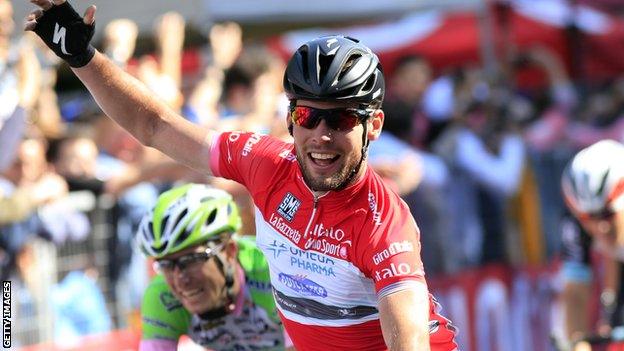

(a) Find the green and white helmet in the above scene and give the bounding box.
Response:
[137,183,242,259]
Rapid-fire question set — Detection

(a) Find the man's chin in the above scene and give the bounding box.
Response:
[304,176,339,192]
[183,303,206,315]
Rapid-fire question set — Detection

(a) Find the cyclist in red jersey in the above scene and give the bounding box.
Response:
[26,2,459,350]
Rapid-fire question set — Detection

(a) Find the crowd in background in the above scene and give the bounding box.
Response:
[2,0,624,347]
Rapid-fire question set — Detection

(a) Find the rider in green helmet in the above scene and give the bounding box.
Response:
[137,183,292,351]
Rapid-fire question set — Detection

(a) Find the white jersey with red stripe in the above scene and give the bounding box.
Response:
[210,131,457,351]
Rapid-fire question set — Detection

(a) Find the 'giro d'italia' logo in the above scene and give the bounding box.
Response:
[277,193,301,222]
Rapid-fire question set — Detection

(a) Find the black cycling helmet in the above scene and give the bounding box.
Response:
[283,35,385,108]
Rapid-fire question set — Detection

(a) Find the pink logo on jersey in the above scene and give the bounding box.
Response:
[339,246,348,259]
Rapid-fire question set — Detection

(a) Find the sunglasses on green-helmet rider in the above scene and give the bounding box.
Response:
[154,243,224,273]
[290,106,373,131]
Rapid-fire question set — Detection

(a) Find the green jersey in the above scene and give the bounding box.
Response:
[141,236,285,350]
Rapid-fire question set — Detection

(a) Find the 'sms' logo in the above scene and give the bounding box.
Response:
[277,193,301,222]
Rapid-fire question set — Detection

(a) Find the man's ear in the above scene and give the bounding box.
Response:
[367,109,384,141]
[285,113,294,136]
[224,239,239,262]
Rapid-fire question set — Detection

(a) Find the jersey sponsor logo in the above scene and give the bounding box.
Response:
[278,273,327,297]
[279,149,297,162]
[289,247,336,277]
[53,23,71,55]
[372,240,415,266]
[159,291,182,312]
[269,213,302,243]
[373,263,416,282]
[246,278,272,292]
[267,240,288,259]
[289,247,335,264]
[242,133,262,156]
[307,223,346,241]
[277,192,301,222]
[290,256,336,277]
[368,192,382,226]
[142,316,177,330]
[304,237,351,259]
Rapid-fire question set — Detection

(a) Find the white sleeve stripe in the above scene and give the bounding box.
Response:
[377,280,428,300]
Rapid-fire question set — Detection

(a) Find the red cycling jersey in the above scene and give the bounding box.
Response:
[210,131,458,351]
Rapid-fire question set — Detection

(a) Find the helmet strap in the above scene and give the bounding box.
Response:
[335,120,369,190]
[198,250,237,320]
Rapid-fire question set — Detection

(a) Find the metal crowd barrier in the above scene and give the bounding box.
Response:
[10,191,128,348]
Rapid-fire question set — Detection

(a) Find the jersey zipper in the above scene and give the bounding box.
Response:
[303,195,319,239]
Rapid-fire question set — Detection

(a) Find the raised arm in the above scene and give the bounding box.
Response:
[25,0,214,174]
[73,52,212,173]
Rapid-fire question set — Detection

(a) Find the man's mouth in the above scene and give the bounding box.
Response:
[181,288,204,299]
[309,152,340,167]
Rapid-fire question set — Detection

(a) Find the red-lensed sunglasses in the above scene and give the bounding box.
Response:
[290,106,372,131]
[578,208,616,222]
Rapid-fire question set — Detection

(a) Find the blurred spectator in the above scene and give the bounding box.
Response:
[182,22,243,126]
[0,0,41,172]
[433,70,526,267]
[52,267,112,343]
[382,55,433,147]
[137,12,185,111]
[520,46,580,258]
[0,137,67,225]
[103,19,138,68]
[0,136,70,294]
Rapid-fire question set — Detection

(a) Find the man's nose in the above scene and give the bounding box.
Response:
[172,263,189,278]
[312,119,332,142]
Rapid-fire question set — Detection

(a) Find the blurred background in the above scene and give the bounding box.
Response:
[3,0,624,350]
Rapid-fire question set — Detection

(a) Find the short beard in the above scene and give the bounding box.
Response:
[296,150,361,192]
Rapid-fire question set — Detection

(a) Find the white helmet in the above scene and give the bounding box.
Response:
[137,184,241,259]
[561,140,624,218]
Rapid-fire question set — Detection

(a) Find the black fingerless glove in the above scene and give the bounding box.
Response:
[33,1,95,68]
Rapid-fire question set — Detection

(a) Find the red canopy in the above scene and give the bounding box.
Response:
[267,0,624,83]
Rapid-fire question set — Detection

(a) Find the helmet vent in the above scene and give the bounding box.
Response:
[200,196,215,203]
[175,228,193,247]
[206,209,217,225]
[153,242,167,253]
[227,203,234,215]
[161,214,171,233]
[299,47,310,82]
[338,54,361,81]
[361,74,376,93]
[318,53,335,83]
[173,208,188,227]
[597,169,610,195]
